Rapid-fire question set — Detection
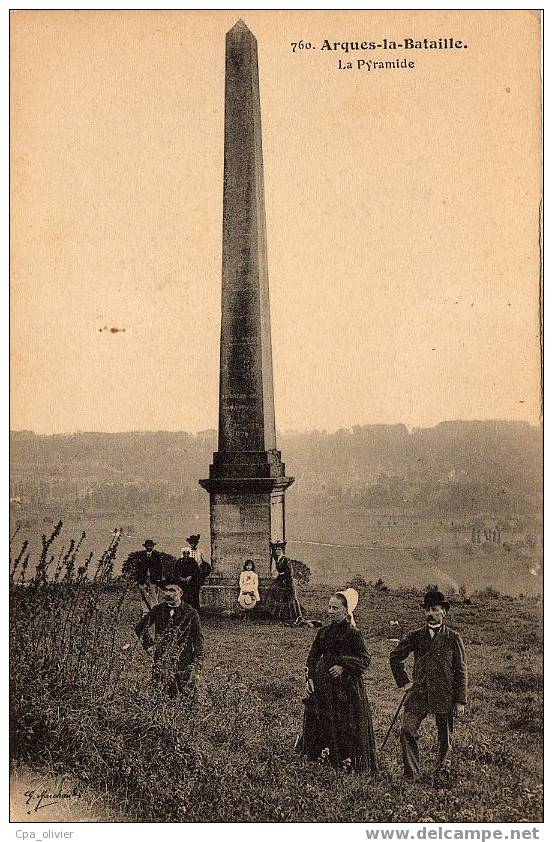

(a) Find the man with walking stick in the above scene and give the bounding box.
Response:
[389,590,468,787]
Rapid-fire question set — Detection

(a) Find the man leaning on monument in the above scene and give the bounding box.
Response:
[389,589,468,787]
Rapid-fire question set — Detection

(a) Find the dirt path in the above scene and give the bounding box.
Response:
[10,767,124,823]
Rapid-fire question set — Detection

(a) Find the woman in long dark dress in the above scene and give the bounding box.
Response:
[299,588,379,773]
[264,541,305,625]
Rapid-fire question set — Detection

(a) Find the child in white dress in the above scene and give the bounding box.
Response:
[238,559,260,610]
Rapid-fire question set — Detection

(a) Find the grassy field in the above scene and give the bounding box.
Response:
[11,563,543,822]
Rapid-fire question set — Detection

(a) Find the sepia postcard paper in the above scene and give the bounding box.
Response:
[9,9,543,830]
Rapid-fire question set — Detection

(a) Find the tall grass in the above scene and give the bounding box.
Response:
[10,523,543,822]
[10,524,260,821]
[11,525,130,761]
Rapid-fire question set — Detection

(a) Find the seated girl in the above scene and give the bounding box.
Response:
[238,559,260,610]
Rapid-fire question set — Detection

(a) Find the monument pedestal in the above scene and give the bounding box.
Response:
[200,456,293,608]
[199,574,277,615]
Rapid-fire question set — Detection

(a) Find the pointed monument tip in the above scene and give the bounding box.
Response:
[228,19,255,37]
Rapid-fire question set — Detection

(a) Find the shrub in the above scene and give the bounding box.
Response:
[9,525,233,821]
[346,575,368,594]
[371,577,387,591]
[290,558,311,586]
[474,585,502,600]
[10,524,127,765]
[10,581,132,764]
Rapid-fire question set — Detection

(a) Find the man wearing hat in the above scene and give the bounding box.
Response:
[174,535,211,611]
[122,539,176,613]
[135,578,204,696]
[389,590,468,785]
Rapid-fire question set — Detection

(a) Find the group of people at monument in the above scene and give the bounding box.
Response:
[123,536,467,785]
[123,536,309,624]
[122,534,211,612]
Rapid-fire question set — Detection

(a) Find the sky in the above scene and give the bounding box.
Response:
[10,9,542,434]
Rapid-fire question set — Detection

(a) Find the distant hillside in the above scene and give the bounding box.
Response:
[10,421,542,518]
[10,422,543,595]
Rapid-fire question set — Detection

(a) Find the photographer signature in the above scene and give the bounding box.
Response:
[24,780,82,813]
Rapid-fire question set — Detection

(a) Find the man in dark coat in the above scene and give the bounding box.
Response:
[389,590,468,785]
[175,538,211,611]
[135,579,204,696]
[122,539,176,613]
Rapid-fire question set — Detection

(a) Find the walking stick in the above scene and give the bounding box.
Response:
[380,687,410,752]
[139,584,154,612]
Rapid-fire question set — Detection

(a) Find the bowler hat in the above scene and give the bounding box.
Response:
[421,590,450,611]
[143,539,156,549]
[159,578,183,591]
[187,534,201,546]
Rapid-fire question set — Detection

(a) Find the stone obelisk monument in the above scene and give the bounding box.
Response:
[200,21,293,607]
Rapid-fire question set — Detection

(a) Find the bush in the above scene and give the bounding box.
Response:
[290,558,311,586]
[346,575,368,594]
[371,578,387,591]
[9,530,271,821]
[10,581,132,765]
[474,585,502,600]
